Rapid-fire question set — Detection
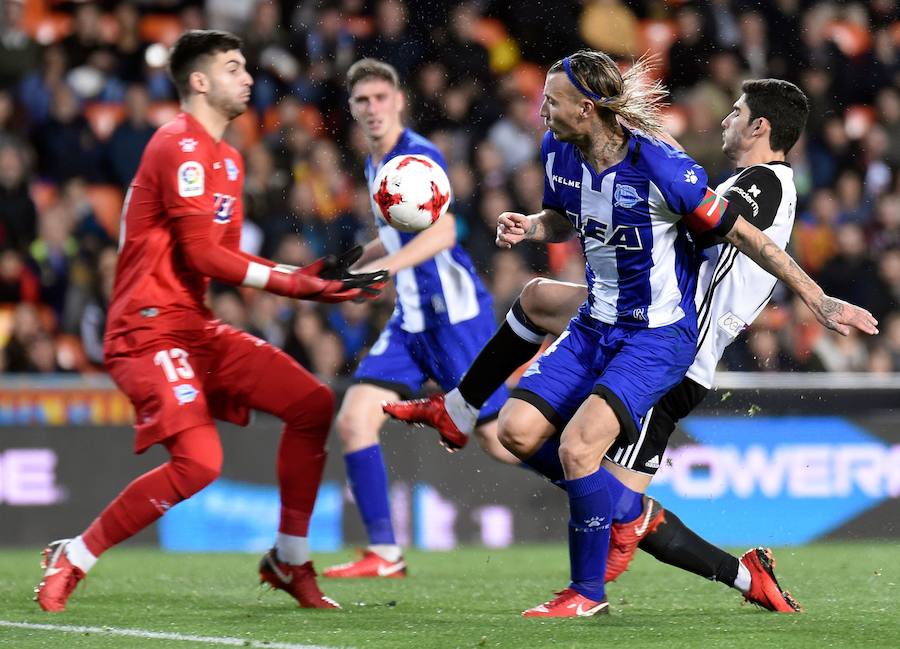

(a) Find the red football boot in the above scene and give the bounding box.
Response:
[522,588,609,618]
[258,550,340,608]
[322,549,407,579]
[740,547,802,612]
[382,393,469,451]
[35,539,86,612]
[605,496,665,582]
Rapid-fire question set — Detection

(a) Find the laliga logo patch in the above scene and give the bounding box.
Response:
[177,161,204,197]
[225,158,238,181]
[173,383,199,405]
[614,184,643,208]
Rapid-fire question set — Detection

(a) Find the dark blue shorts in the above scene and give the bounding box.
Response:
[354,309,508,422]
[512,313,697,443]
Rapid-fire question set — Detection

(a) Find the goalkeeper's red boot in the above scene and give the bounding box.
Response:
[322,549,407,578]
[522,588,609,618]
[605,496,665,582]
[35,539,85,612]
[258,550,340,609]
[382,393,469,452]
[740,547,802,612]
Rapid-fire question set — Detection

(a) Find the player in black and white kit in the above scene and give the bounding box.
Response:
[385,79,879,611]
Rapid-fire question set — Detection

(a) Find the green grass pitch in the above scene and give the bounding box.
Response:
[1,543,898,649]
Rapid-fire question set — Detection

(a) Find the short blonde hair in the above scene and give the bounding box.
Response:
[346,58,400,93]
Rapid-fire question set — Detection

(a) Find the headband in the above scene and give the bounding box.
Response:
[562,57,610,104]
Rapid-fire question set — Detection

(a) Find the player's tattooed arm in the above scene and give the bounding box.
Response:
[724,215,879,336]
[496,209,573,248]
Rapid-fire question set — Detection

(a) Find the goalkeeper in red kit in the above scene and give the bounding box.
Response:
[34,30,387,613]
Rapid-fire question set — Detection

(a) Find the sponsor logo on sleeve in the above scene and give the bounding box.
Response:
[225,158,239,181]
[177,161,204,197]
[684,169,698,184]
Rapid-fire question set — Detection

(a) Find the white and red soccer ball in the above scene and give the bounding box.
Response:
[372,154,451,232]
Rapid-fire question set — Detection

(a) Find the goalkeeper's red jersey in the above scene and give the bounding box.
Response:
[104,112,245,358]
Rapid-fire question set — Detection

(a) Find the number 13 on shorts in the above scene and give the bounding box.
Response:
[153,348,195,382]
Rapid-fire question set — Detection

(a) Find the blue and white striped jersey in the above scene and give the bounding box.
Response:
[541,129,708,328]
[366,129,490,333]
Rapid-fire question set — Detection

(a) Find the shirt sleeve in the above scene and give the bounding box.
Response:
[156,135,216,220]
[720,166,783,232]
[664,158,709,216]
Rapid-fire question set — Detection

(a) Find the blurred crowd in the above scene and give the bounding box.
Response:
[0,0,898,380]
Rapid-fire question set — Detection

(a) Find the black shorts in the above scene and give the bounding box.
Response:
[605,377,708,476]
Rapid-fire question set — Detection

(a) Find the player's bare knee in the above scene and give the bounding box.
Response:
[497,417,540,459]
[519,278,549,323]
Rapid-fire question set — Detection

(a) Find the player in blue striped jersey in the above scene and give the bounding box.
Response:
[481,51,872,618]
[322,59,514,579]
[386,75,876,614]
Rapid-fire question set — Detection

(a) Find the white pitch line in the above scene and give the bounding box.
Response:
[0,620,347,649]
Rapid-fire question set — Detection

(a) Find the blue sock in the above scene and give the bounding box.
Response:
[602,468,643,523]
[564,468,611,602]
[522,438,564,487]
[344,444,395,545]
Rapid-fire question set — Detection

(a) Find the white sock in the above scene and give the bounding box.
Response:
[275,533,309,565]
[66,536,98,573]
[444,388,478,435]
[369,544,402,563]
[734,561,752,593]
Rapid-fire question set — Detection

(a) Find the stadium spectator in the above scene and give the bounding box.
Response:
[0,0,39,90]
[106,84,156,188]
[0,0,897,378]
[79,245,117,366]
[0,246,38,304]
[32,84,103,183]
[0,140,36,252]
[487,94,540,173]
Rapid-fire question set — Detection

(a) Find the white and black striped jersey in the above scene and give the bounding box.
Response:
[687,162,797,388]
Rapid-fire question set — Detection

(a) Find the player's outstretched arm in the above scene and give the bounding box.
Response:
[359,210,457,275]
[174,215,387,303]
[496,209,573,248]
[722,215,879,336]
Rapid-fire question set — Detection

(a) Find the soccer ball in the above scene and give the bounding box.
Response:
[372,154,452,232]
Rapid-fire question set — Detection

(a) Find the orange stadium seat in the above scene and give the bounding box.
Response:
[139,14,183,47]
[0,305,14,348]
[30,12,72,45]
[512,62,546,101]
[55,334,92,373]
[826,20,872,57]
[85,185,124,239]
[263,103,324,135]
[228,109,260,148]
[345,15,374,39]
[637,20,677,77]
[84,102,126,141]
[474,18,508,48]
[147,101,180,128]
[29,182,59,214]
[661,105,688,139]
[844,104,877,140]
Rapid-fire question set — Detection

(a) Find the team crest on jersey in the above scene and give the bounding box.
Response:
[173,384,199,405]
[178,138,198,152]
[614,184,643,208]
[178,161,204,197]
[225,158,239,181]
